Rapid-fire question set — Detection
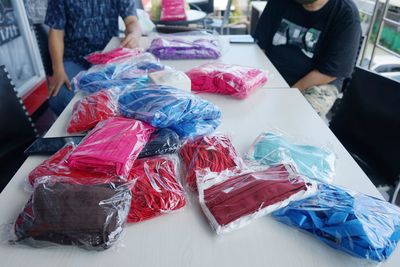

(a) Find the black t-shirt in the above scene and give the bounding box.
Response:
[253,0,361,89]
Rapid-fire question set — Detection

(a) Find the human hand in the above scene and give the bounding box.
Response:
[121,32,140,48]
[48,69,71,97]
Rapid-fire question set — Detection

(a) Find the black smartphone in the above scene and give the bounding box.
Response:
[229,36,255,44]
[24,136,85,156]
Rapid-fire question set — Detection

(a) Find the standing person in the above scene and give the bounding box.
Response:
[45,0,141,115]
[253,0,361,117]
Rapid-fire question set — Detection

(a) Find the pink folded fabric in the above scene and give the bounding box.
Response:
[187,63,268,99]
[85,47,143,65]
[67,117,155,179]
[160,0,187,21]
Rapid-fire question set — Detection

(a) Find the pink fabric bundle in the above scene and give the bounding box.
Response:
[67,117,155,179]
[187,63,268,99]
[160,0,187,21]
[85,47,143,65]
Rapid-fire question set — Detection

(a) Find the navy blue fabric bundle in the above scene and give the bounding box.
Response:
[118,85,221,139]
[273,183,400,262]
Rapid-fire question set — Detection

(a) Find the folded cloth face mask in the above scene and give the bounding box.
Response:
[13,177,132,251]
[85,47,144,65]
[186,63,268,99]
[247,132,336,183]
[272,183,400,262]
[197,164,316,234]
[160,0,187,21]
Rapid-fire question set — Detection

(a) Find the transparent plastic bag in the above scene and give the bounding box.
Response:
[147,38,221,59]
[197,165,316,234]
[246,132,336,183]
[12,176,132,251]
[186,63,268,99]
[138,128,181,158]
[67,117,155,179]
[118,84,221,139]
[67,89,120,134]
[179,134,245,191]
[160,0,187,21]
[85,47,144,65]
[272,183,400,262]
[127,155,186,222]
[149,69,191,92]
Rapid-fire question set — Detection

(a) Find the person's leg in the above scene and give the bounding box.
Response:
[48,61,86,116]
[302,84,339,118]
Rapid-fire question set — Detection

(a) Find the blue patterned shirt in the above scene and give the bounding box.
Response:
[45,0,137,64]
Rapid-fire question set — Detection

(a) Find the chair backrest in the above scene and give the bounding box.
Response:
[330,67,400,184]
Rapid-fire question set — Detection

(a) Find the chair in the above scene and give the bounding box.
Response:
[204,0,241,34]
[329,66,400,203]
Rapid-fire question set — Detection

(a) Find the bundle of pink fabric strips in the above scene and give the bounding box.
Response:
[67,117,155,179]
[187,63,268,99]
[85,47,143,65]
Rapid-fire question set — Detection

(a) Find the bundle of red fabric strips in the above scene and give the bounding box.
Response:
[186,63,268,99]
[127,156,186,222]
[67,90,119,134]
[85,47,143,65]
[179,134,244,190]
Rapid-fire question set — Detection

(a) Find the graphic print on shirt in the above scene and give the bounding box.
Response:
[272,19,321,58]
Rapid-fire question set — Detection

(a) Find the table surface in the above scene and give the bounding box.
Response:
[153,10,207,25]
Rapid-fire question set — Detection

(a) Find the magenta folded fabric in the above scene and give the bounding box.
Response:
[67,117,155,179]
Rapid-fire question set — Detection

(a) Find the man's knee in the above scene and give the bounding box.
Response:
[302,84,339,117]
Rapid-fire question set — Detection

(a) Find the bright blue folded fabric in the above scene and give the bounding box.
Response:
[273,184,400,262]
[247,132,335,182]
[118,85,221,138]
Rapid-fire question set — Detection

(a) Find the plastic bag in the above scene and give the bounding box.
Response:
[246,132,336,183]
[73,53,163,94]
[138,128,181,158]
[118,84,221,139]
[67,117,155,179]
[127,155,186,222]
[67,89,120,134]
[147,38,221,60]
[179,134,245,191]
[13,176,132,250]
[272,183,400,262]
[85,47,144,65]
[197,165,316,234]
[149,69,191,92]
[160,0,187,21]
[187,63,268,99]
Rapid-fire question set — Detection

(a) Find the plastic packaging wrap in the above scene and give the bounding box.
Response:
[197,165,316,234]
[179,134,245,191]
[118,85,221,138]
[67,89,120,134]
[138,128,181,158]
[67,117,155,179]
[13,176,132,250]
[272,183,400,262]
[246,132,336,183]
[149,70,191,92]
[85,47,144,65]
[127,155,186,222]
[73,53,163,94]
[187,63,268,99]
[148,38,221,60]
[160,0,187,21]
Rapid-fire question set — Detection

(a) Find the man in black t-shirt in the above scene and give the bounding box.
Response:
[253,0,361,117]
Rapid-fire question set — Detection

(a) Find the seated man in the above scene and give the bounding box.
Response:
[253,0,361,117]
[45,0,141,115]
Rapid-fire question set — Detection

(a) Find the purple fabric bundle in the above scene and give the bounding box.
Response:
[148,38,221,60]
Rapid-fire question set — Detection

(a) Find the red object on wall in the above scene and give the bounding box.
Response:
[22,79,48,116]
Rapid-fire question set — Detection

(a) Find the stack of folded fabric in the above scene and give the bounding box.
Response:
[85,47,144,65]
[138,129,181,158]
[160,0,187,21]
[198,165,315,234]
[118,85,221,139]
[187,63,268,99]
[273,183,400,262]
[179,134,244,190]
[148,38,221,60]
[67,117,155,179]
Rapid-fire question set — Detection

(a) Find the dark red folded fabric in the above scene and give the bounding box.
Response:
[127,156,186,223]
[67,90,119,134]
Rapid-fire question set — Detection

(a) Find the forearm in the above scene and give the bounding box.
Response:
[293,70,336,91]
[124,16,141,38]
[48,29,65,72]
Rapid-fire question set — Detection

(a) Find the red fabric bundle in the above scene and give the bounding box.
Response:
[85,47,143,65]
[179,134,244,191]
[160,0,187,21]
[198,165,314,234]
[127,156,186,222]
[187,63,268,99]
[68,117,155,179]
[67,90,119,134]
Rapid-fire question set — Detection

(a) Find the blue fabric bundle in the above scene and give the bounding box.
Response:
[273,183,400,262]
[247,132,335,183]
[118,85,221,138]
